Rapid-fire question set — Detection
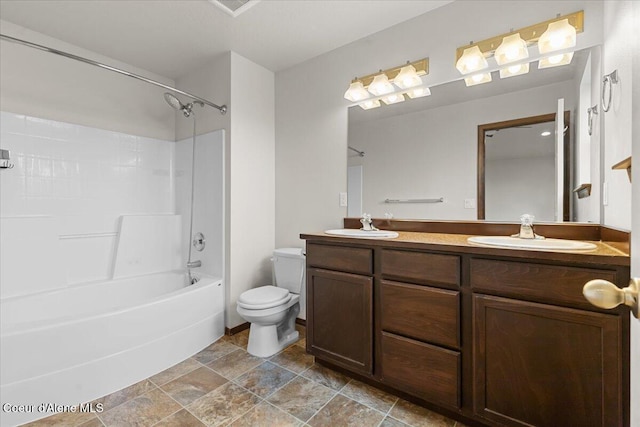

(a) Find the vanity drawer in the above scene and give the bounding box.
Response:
[381,280,459,348]
[470,258,618,309]
[381,249,460,288]
[381,332,460,408]
[306,243,373,275]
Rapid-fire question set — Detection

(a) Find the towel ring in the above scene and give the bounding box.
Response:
[601,70,619,112]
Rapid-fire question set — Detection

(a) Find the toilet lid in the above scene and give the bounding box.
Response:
[237,286,291,310]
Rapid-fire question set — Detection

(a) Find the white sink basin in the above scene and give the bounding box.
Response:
[325,229,399,239]
[467,235,597,251]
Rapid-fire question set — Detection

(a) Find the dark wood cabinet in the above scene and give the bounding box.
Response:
[473,294,623,427]
[306,267,373,375]
[381,332,460,408]
[302,236,630,427]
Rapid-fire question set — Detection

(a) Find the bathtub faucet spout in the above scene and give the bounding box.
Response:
[187,260,202,268]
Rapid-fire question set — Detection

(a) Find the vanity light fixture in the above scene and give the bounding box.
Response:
[343,58,429,110]
[464,72,492,87]
[455,46,488,75]
[405,86,431,99]
[538,19,577,54]
[538,52,574,69]
[359,99,381,110]
[499,62,530,79]
[393,64,422,89]
[343,81,370,102]
[368,73,395,96]
[455,10,583,82]
[381,93,405,105]
[494,33,529,65]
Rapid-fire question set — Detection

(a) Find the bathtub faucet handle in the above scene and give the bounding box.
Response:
[187,260,202,269]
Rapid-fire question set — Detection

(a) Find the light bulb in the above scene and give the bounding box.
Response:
[456,45,488,74]
[381,93,405,105]
[538,52,574,69]
[538,19,577,54]
[508,64,522,73]
[393,64,422,89]
[368,73,394,96]
[343,81,370,102]
[548,54,564,64]
[464,72,492,86]
[359,99,381,110]
[494,33,529,65]
[406,87,431,99]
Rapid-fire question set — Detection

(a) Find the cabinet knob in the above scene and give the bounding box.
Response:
[583,278,639,318]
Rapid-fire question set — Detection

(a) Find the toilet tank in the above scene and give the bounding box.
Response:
[273,248,305,294]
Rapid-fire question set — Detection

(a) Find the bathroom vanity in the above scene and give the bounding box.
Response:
[301,221,631,427]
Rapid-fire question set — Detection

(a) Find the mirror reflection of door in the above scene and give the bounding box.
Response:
[478,111,570,222]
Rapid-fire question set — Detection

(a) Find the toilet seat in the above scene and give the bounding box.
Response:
[237,286,291,310]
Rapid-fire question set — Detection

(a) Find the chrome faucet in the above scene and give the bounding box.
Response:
[360,213,379,231]
[512,214,543,240]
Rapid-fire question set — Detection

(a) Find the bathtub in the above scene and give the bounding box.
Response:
[0,271,224,426]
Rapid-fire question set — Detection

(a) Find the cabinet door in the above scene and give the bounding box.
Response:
[473,294,622,427]
[307,268,373,375]
[381,332,460,408]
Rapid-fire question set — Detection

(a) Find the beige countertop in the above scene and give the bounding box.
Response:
[300,231,630,266]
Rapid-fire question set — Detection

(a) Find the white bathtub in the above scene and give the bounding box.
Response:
[0,271,224,426]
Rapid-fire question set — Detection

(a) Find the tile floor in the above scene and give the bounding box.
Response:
[24,326,464,427]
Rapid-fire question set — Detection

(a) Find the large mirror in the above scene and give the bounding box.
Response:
[347,46,601,224]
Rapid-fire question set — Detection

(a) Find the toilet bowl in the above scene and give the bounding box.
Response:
[236,248,305,358]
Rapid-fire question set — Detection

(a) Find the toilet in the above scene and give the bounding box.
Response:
[236,248,305,357]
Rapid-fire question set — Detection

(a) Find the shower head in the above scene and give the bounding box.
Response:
[163,92,200,117]
[164,93,183,111]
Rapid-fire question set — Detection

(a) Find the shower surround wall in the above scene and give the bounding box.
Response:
[0,111,175,297]
[0,111,225,298]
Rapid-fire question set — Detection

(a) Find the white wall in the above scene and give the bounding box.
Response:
[486,156,555,222]
[175,130,225,279]
[0,20,175,141]
[574,47,603,223]
[275,0,604,247]
[347,82,574,220]
[602,1,633,230]
[177,51,276,328]
[227,52,276,327]
[0,112,174,298]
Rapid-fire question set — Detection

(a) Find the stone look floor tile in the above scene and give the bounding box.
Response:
[186,382,261,426]
[267,376,336,422]
[77,418,105,427]
[160,366,228,405]
[307,394,385,427]
[380,416,411,427]
[91,379,156,412]
[154,409,206,427]
[302,363,351,391]
[207,349,263,380]
[233,361,296,398]
[340,379,398,413]
[389,399,456,427]
[23,410,98,427]
[99,388,181,427]
[224,329,250,349]
[269,344,314,374]
[228,402,303,427]
[149,358,202,386]
[193,340,240,364]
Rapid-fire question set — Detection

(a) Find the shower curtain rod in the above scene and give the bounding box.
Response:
[0,33,227,115]
[348,146,365,157]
